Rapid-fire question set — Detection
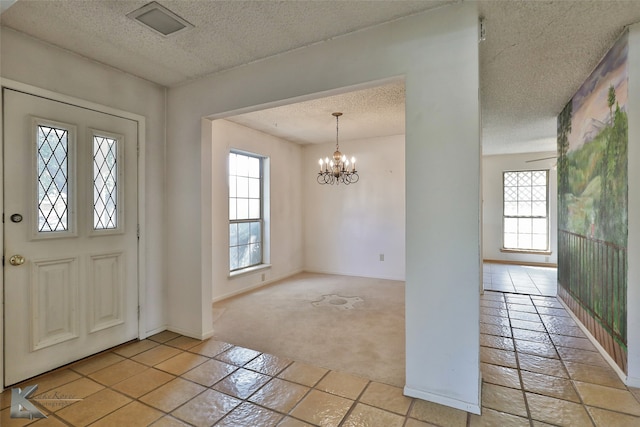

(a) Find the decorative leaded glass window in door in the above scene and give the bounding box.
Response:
[35,120,75,235]
[93,133,119,230]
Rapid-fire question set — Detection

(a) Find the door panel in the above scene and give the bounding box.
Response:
[4,89,138,385]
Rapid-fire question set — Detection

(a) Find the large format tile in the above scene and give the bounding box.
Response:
[517,353,568,378]
[481,363,521,389]
[132,345,182,367]
[480,334,515,351]
[181,358,237,387]
[139,378,206,412]
[315,370,369,399]
[113,339,159,358]
[563,361,626,389]
[249,378,309,413]
[245,353,293,376]
[481,383,528,418]
[480,323,512,338]
[188,339,233,358]
[278,362,328,387]
[342,403,405,427]
[574,381,640,416]
[154,352,208,376]
[469,408,529,427]
[521,370,580,402]
[290,390,353,427]
[480,347,518,369]
[212,368,271,399]
[587,406,640,427]
[90,401,163,427]
[550,334,597,352]
[217,402,283,427]
[70,352,125,375]
[56,388,131,425]
[88,359,147,386]
[215,346,261,367]
[514,339,559,359]
[171,389,241,426]
[112,368,175,398]
[359,382,412,415]
[526,392,592,427]
[556,346,609,367]
[410,399,468,427]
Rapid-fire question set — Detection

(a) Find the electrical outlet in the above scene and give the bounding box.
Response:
[261,273,266,282]
[379,254,384,262]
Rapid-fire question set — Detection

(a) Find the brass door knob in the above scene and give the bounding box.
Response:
[9,255,25,266]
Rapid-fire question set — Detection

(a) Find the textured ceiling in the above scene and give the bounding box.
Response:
[3,1,640,154]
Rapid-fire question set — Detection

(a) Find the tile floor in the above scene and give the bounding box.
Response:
[2,290,639,426]
[483,262,558,296]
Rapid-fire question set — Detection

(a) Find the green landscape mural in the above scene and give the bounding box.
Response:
[557,31,628,360]
[558,34,628,246]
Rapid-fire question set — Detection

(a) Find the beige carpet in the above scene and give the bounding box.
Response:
[212,272,405,387]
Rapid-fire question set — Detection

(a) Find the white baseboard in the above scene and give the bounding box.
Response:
[404,385,481,415]
[212,269,304,303]
[167,326,215,341]
[557,297,628,384]
[304,268,405,282]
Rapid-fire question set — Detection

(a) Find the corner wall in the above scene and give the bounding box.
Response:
[210,120,304,301]
[167,2,480,411]
[483,152,558,265]
[303,135,405,280]
[626,23,640,387]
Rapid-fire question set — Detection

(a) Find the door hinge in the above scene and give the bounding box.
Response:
[2,256,4,266]
[138,305,141,320]
[137,224,140,239]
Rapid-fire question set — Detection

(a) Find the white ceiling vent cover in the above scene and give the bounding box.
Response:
[127,1,193,37]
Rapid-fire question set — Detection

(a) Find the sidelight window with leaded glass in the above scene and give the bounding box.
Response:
[503,170,549,251]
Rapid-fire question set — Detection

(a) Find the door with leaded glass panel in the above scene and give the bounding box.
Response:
[3,89,138,385]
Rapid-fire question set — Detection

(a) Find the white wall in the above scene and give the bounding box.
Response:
[0,27,166,333]
[483,152,558,265]
[625,24,640,387]
[304,135,405,280]
[210,120,303,301]
[167,2,480,412]
[0,27,167,384]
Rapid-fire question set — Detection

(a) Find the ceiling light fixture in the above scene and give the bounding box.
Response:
[127,1,194,37]
[317,112,359,185]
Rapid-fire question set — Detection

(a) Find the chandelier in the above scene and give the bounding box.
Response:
[317,112,359,185]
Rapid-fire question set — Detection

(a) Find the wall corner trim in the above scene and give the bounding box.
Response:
[403,386,481,415]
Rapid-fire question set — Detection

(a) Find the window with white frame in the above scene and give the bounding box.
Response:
[503,170,549,251]
[229,151,263,271]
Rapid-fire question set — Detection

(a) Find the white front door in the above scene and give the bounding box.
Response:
[3,89,139,385]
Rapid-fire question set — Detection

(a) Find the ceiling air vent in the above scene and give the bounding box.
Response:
[127,1,193,37]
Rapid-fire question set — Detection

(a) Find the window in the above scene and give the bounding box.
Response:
[503,170,549,251]
[229,151,263,271]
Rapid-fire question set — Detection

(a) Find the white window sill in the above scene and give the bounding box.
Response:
[229,264,271,279]
[500,248,552,256]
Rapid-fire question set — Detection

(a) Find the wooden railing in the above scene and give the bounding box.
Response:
[558,230,627,347]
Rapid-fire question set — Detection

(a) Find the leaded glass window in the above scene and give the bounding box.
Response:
[93,135,118,230]
[503,170,549,251]
[229,151,263,271]
[37,125,69,232]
